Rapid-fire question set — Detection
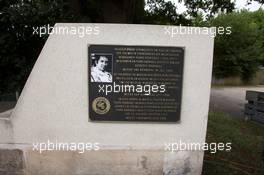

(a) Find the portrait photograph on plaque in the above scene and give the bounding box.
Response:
[90,53,113,83]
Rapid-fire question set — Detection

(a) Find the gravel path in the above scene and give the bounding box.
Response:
[210,86,264,118]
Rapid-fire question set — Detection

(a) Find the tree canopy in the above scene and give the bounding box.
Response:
[211,10,264,82]
[0,0,263,93]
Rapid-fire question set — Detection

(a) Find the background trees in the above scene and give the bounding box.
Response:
[0,0,75,93]
[211,10,264,82]
[0,0,264,94]
[0,0,146,94]
[179,0,235,19]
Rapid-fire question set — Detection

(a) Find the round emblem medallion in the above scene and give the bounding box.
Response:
[92,97,111,114]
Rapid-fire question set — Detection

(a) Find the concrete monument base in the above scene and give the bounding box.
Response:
[0,23,214,175]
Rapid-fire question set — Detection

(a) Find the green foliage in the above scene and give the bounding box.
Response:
[179,0,235,19]
[144,0,191,25]
[0,0,75,94]
[144,0,235,25]
[211,10,264,83]
[0,0,147,94]
[248,0,264,5]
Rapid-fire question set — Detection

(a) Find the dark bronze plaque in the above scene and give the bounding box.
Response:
[88,45,184,122]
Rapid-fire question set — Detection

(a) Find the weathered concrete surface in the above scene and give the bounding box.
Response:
[0,109,13,143]
[0,119,13,143]
[23,149,202,175]
[0,149,24,175]
[11,23,213,146]
[0,109,13,119]
[0,148,204,175]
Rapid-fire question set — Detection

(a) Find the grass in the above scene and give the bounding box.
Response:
[202,111,264,175]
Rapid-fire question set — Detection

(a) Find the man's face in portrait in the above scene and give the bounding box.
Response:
[96,56,108,71]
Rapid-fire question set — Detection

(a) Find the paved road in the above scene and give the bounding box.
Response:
[210,86,264,118]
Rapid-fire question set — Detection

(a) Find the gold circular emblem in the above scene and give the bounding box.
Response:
[92,97,111,114]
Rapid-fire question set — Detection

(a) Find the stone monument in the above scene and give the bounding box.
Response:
[0,23,214,175]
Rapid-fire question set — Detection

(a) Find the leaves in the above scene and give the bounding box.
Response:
[211,10,264,82]
[0,0,75,94]
[145,0,191,25]
[179,0,235,19]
